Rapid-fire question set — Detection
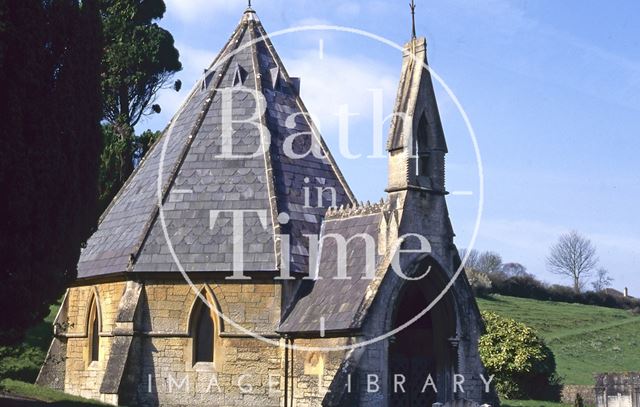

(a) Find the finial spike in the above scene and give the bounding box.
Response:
[248,0,252,7]
[410,0,417,39]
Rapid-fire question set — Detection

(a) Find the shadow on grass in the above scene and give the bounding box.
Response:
[0,396,103,406]
[0,380,108,407]
[501,399,572,407]
[478,294,506,303]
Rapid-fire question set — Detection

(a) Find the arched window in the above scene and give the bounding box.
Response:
[88,297,100,362]
[194,297,214,363]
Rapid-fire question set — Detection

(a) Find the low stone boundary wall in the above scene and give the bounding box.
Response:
[595,373,640,407]
[562,384,597,406]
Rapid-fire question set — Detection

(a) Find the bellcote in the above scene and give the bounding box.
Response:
[386,37,448,195]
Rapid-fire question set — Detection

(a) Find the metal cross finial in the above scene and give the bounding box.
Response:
[410,0,417,39]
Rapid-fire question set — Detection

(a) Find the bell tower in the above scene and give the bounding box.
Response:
[385,24,455,262]
[386,36,448,195]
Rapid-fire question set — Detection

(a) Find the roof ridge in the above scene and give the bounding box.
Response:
[325,198,390,220]
[127,20,253,270]
[246,17,281,270]
[251,20,358,205]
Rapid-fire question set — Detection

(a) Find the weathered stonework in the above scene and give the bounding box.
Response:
[60,282,125,402]
[596,373,640,407]
[42,280,285,406]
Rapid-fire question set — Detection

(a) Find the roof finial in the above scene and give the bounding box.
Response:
[245,0,254,13]
[410,0,417,39]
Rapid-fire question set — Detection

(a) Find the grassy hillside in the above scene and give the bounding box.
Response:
[478,294,640,385]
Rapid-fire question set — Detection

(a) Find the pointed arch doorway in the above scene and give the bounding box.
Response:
[388,257,458,406]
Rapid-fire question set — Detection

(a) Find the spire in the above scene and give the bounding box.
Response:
[386,32,448,195]
[410,0,417,39]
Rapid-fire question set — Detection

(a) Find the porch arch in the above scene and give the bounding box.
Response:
[385,255,459,405]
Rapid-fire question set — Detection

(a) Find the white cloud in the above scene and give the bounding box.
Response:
[139,40,401,143]
[178,43,219,74]
[284,50,398,129]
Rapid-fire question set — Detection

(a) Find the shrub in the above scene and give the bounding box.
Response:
[466,268,492,297]
[547,284,579,303]
[490,275,549,300]
[486,273,640,312]
[479,311,561,400]
[0,345,45,382]
[575,393,585,407]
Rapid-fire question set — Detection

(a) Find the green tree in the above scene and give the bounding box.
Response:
[98,0,181,210]
[98,126,161,211]
[0,0,102,345]
[479,311,561,400]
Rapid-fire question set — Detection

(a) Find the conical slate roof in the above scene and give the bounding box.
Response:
[78,8,355,279]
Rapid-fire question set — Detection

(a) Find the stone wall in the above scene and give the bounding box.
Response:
[49,273,490,407]
[562,385,596,406]
[64,282,126,402]
[132,335,283,406]
[287,337,352,407]
[140,280,281,335]
[133,279,284,406]
[595,373,640,407]
[58,279,290,406]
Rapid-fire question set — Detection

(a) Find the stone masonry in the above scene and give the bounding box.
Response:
[38,5,494,406]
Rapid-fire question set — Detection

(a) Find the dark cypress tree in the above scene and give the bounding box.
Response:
[0,0,102,345]
[98,0,181,212]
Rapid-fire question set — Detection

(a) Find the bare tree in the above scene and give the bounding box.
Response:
[459,248,481,271]
[546,231,598,293]
[477,251,503,275]
[460,249,503,275]
[591,267,613,292]
[502,262,528,277]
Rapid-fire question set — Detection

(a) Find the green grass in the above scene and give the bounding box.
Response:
[478,294,640,385]
[502,400,571,407]
[0,379,107,405]
[0,302,107,405]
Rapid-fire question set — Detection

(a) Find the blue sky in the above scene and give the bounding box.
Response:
[140,0,640,294]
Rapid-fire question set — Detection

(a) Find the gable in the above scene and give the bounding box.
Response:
[279,209,386,336]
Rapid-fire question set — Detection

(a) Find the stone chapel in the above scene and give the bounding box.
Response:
[38,5,493,407]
